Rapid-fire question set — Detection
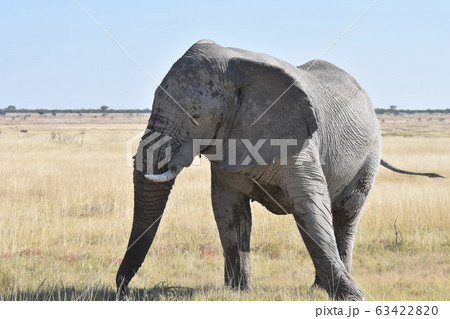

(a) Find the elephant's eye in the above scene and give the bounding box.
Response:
[192,114,201,119]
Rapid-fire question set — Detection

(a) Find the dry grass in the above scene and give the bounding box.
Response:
[0,112,448,301]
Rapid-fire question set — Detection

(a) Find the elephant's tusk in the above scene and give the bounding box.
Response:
[144,165,183,182]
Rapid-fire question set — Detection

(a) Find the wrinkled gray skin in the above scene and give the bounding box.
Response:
[116,40,443,300]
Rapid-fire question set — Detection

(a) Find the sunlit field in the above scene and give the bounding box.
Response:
[0,112,448,301]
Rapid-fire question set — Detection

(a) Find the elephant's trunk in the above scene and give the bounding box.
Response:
[116,168,174,294]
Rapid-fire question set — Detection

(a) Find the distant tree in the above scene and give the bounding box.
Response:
[100,105,109,113]
[375,108,386,114]
[6,105,16,112]
[52,112,56,116]
[389,105,398,111]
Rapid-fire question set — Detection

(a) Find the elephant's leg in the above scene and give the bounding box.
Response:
[335,153,379,268]
[211,167,252,291]
[313,149,380,289]
[311,206,362,289]
[283,151,366,300]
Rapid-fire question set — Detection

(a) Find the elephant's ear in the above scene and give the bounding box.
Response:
[218,56,318,172]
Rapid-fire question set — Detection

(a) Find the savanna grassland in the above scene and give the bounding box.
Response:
[0,112,449,301]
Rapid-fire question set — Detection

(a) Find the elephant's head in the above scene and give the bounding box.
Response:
[139,39,317,180]
[116,39,317,293]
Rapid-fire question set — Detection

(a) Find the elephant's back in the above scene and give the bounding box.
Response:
[297,59,379,135]
[297,59,369,110]
[297,60,381,197]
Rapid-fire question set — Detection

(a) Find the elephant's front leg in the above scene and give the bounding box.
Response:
[211,167,252,291]
[283,151,366,300]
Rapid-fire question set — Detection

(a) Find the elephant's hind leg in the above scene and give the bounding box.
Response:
[333,151,379,270]
[211,166,252,291]
[313,149,380,290]
[283,148,366,300]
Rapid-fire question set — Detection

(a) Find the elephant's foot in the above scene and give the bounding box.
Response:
[311,273,326,290]
[323,276,366,301]
[116,273,131,298]
[224,270,252,292]
[224,251,252,292]
[333,288,367,301]
[225,276,252,292]
[311,274,366,300]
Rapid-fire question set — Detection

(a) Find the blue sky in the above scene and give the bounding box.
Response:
[1,0,449,110]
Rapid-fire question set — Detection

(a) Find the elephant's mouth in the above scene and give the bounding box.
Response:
[144,140,195,182]
[144,165,183,182]
[144,149,185,182]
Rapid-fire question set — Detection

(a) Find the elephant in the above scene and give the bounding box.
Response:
[116,39,443,300]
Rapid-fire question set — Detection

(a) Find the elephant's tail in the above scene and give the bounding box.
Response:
[380,159,445,178]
